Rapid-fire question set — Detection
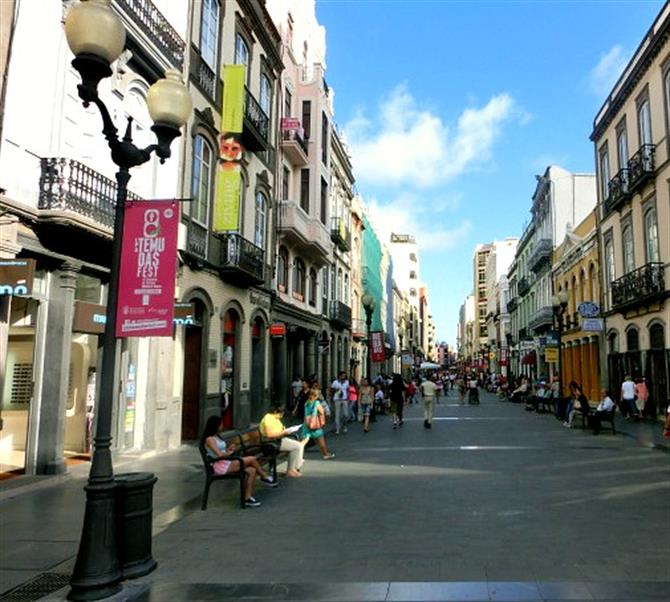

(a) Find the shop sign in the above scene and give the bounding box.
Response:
[545,347,559,362]
[116,200,180,337]
[174,302,195,326]
[545,330,559,347]
[281,117,301,130]
[582,318,604,332]
[269,322,286,337]
[249,291,271,310]
[578,301,600,318]
[401,353,413,367]
[0,258,36,296]
[73,301,107,334]
[370,331,385,362]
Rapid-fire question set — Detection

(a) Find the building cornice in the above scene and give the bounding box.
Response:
[238,0,283,74]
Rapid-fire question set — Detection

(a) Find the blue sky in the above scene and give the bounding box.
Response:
[315,0,663,347]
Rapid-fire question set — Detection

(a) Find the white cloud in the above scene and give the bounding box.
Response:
[365,194,472,253]
[589,45,630,96]
[344,84,517,189]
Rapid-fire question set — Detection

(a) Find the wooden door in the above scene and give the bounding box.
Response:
[181,326,202,441]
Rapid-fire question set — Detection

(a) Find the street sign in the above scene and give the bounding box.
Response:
[582,318,604,332]
[545,347,558,362]
[578,301,600,318]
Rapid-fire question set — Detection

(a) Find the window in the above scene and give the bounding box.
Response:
[321,112,329,164]
[605,238,615,286]
[254,191,267,249]
[277,246,288,290]
[282,166,290,200]
[644,207,659,262]
[650,323,665,349]
[622,224,634,274]
[409,253,417,262]
[665,70,670,136]
[409,271,417,279]
[409,288,417,297]
[599,147,610,200]
[284,89,292,118]
[200,0,219,69]
[300,169,309,213]
[638,99,652,146]
[626,328,639,352]
[309,268,317,306]
[234,34,249,78]
[294,258,306,298]
[337,268,343,301]
[344,274,349,303]
[260,74,271,118]
[302,101,311,139]
[616,126,628,170]
[320,177,328,225]
[191,135,213,224]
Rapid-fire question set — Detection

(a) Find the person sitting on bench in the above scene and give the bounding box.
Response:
[591,389,615,435]
[201,416,276,508]
[510,377,529,403]
[259,403,309,478]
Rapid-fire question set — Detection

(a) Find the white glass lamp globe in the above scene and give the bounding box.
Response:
[64,0,126,65]
[147,69,193,128]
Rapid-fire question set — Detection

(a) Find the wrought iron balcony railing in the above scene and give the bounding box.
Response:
[518,276,530,297]
[605,168,631,215]
[329,300,352,329]
[115,0,185,69]
[611,262,665,311]
[218,233,264,285]
[529,306,554,332]
[243,86,270,150]
[39,157,140,229]
[186,220,207,260]
[330,217,352,252]
[189,46,217,102]
[627,144,655,193]
[528,238,552,273]
[507,297,518,313]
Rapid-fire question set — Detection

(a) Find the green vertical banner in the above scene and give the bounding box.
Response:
[214,65,245,232]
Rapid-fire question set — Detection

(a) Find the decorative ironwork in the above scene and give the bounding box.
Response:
[611,262,665,311]
[329,300,352,329]
[605,168,631,214]
[189,47,217,102]
[507,297,518,313]
[518,276,530,297]
[39,157,141,228]
[627,144,655,193]
[528,238,552,273]
[186,221,207,260]
[218,233,264,284]
[330,217,352,252]
[115,0,185,69]
[244,86,269,144]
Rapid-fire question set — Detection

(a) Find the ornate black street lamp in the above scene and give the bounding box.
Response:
[552,290,569,395]
[64,1,191,599]
[361,294,376,381]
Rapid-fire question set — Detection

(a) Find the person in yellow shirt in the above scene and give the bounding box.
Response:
[259,404,308,477]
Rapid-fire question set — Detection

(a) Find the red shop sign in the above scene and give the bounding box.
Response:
[269,322,286,337]
[370,331,385,363]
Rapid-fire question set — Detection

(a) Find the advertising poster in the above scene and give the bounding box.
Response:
[213,65,245,232]
[116,200,179,337]
[370,331,385,363]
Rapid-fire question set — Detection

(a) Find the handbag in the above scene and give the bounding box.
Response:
[306,403,326,430]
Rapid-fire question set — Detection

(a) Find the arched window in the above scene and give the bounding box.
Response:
[234,34,249,77]
[622,224,634,274]
[200,0,219,69]
[605,239,615,286]
[644,208,659,263]
[579,269,586,305]
[589,263,597,301]
[626,327,639,352]
[294,258,306,298]
[649,323,665,349]
[277,246,288,291]
[308,268,317,307]
[254,191,267,249]
[260,74,272,118]
[337,268,343,301]
[608,331,619,354]
[638,99,652,146]
[191,135,214,225]
[665,70,670,135]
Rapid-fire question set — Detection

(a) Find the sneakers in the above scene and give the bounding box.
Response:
[323,453,335,460]
[423,419,429,429]
[393,423,397,429]
[343,427,348,433]
[244,497,261,508]
[261,476,278,487]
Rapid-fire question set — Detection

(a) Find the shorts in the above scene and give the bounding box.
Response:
[360,403,371,417]
[212,459,232,475]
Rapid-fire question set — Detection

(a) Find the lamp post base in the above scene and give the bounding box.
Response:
[68,481,122,601]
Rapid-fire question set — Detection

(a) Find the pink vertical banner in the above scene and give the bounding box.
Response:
[370,331,385,363]
[116,200,179,338]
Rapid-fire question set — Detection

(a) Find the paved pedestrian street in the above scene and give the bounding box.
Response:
[1,389,669,601]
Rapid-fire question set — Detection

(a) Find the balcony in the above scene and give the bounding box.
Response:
[507,297,518,313]
[518,327,531,341]
[330,217,352,252]
[218,233,264,286]
[38,157,141,230]
[528,306,554,333]
[277,201,331,265]
[627,144,655,194]
[329,300,352,329]
[351,318,367,340]
[189,46,219,104]
[241,87,270,152]
[605,168,631,214]
[528,238,552,273]
[281,121,308,166]
[518,276,530,297]
[115,0,185,69]
[185,220,207,261]
[611,262,666,312]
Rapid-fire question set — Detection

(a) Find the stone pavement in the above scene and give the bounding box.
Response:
[1,389,669,601]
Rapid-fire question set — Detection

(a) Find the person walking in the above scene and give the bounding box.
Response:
[621,375,639,420]
[348,377,359,423]
[635,377,649,419]
[331,371,350,435]
[389,373,406,429]
[359,377,374,433]
[420,377,437,429]
[302,388,335,459]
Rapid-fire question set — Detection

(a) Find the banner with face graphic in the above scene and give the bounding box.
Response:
[213,65,245,232]
[116,200,179,337]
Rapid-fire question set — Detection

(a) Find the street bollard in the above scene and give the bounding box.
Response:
[115,472,158,580]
